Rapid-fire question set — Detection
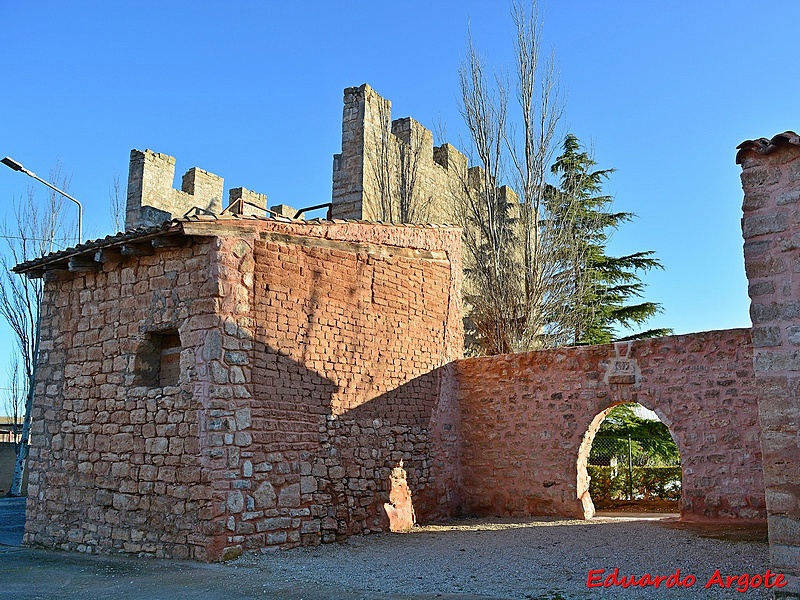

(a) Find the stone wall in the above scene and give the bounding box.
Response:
[331,84,514,224]
[455,329,765,521]
[126,150,225,229]
[24,218,463,561]
[199,220,463,558]
[125,151,274,230]
[24,239,218,559]
[738,132,800,595]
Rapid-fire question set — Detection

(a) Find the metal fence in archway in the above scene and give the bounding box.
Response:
[588,435,681,503]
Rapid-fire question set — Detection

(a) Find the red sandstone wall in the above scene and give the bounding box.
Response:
[192,221,464,558]
[24,220,463,561]
[25,241,217,559]
[456,329,765,522]
[739,135,800,592]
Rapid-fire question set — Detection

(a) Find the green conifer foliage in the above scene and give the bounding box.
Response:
[547,134,672,345]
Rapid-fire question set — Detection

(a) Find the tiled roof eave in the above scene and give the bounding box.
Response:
[736,131,800,164]
[12,221,184,275]
[12,214,462,276]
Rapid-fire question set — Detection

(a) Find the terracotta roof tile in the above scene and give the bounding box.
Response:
[13,215,460,275]
[736,131,800,164]
[12,221,181,274]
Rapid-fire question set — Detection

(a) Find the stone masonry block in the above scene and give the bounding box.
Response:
[742,213,789,238]
[752,326,782,348]
[278,483,301,508]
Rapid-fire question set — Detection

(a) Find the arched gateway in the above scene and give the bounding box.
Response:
[456,330,766,522]
[577,401,681,518]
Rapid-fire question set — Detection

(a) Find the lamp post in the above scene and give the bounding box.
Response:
[1,156,83,245]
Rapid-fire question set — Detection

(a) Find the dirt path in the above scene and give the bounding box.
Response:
[0,500,773,599]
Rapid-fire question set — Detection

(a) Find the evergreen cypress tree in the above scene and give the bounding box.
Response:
[547,134,672,345]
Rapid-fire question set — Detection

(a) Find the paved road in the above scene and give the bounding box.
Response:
[0,496,25,547]
[0,499,771,600]
[1,545,501,600]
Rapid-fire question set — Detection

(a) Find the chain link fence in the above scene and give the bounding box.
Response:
[588,435,681,504]
[590,435,680,468]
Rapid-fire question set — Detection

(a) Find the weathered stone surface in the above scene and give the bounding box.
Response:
[218,545,242,562]
[300,476,318,494]
[331,84,508,225]
[126,149,224,230]
[278,484,301,508]
[739,135,800,590]
[383,462,416,532]
[742,213,789,237]
[752,326,782,347]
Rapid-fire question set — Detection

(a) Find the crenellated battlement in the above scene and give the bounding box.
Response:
[332,84,479,223]
[125,150,278,230]
[228,187,268,218]
[126,150,225,229]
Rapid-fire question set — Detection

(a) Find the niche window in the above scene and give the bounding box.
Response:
[134,329,182,388]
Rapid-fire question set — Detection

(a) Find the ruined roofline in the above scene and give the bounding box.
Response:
[736,131,800,164]
[12,213,462,277]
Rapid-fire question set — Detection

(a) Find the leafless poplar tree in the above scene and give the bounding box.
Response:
[457,28,517,354]
[109,173,125,232]
[368,102,432,224]
[0,170,69,496]
[3,357,22,446]
[457,0,598,354]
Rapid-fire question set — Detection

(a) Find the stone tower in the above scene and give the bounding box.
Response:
[331,84,514,224]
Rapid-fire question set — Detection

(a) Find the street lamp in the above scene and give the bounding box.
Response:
[1,156,83,245]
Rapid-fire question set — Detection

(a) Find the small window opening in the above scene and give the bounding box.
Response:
[134,329,182,388]
[158,332,182,387]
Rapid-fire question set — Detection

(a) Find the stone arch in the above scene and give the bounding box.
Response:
[458,330,764,522]
[576,400,685,519]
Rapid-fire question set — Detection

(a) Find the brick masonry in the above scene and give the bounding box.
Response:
[455,330,765,522]
[738,132,800,596]
[202,220,463,558]
[23,218,464,561]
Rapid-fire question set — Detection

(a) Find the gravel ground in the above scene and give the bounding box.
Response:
[233,515,773,599]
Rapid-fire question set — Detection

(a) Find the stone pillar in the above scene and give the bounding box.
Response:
[181,167,224,216]
[738,131,800,596]
[126,150,175,230]
[269,204,298,219]
[331,84,387,220]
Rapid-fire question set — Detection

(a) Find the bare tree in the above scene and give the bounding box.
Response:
[3,357,22,446]
[109,173,125,232]
[0,170,69,496]
[456,28,517,354]
[456,1,599,355]
[367,101,432,224]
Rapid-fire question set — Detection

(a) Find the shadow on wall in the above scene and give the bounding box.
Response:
[219,328,459,553]
[220,228,462,551]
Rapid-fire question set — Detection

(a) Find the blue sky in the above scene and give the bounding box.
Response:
[1,1,799,381]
